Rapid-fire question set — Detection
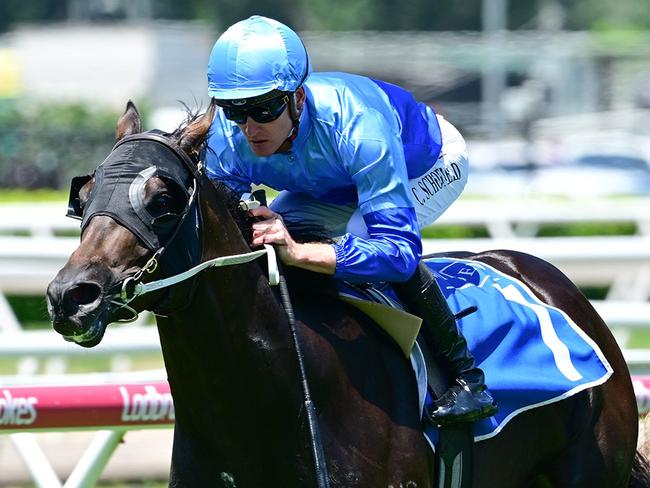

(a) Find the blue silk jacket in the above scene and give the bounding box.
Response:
[205,72,442,283]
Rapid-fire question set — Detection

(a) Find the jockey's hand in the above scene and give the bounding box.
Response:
[248,206,336,275]
[249,206,297,265]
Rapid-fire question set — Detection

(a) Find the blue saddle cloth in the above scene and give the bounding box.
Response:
[340,257,613,444]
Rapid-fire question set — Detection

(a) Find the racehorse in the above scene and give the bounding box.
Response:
[46,100,650,487]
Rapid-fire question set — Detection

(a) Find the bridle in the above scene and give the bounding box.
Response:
[67,130,329,487]
[116,238,279,320]
[67,131,278,321]
[105,132,279,320]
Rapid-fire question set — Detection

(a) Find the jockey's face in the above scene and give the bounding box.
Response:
[238,88,305,156]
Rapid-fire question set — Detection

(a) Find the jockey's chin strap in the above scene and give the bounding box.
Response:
[275,94,301,154]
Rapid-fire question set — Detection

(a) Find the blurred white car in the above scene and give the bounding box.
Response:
[465,164,535,197]
[466,152,650,197]
[525,153,650,197]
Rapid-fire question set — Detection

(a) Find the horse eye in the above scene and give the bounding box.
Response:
[151,193,174,212]
[148,185,187,217]
[144,177,187,218]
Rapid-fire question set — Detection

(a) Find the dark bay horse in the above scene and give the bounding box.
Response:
[46,101,649,487]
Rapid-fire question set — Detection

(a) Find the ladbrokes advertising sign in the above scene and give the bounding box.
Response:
[0,382,174,431]
[0,389,38,426]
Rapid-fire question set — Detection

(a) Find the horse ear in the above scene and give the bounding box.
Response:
[115,100,142,142]
[177,99,217,156]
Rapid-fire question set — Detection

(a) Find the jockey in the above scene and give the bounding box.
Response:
[204,15,497,426]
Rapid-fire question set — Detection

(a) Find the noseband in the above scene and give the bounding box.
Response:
[117,241,279,319]
[67,131,279,321]
[108,134,280,320]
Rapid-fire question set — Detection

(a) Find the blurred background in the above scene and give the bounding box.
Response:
[0,1,649,487]
[2,0,650,192]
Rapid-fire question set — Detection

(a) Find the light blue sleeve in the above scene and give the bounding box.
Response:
[332,109,421,283]
[204,118,252,197]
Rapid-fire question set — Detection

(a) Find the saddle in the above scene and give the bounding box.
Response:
[338,256,613,445]
[339,282,420,356]
[339,280,475,487]
[338,281,449,399]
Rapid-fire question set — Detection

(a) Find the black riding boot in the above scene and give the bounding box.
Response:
[392,262,498,426]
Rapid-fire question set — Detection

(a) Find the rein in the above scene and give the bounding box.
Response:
[112,190,281,318]
[116,239,331,488]
[90,132,330,487]
[116,244,280,313]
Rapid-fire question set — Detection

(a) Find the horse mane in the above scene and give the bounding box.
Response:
[170,102,212,158]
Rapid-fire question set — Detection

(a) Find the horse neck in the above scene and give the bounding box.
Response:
[155,187,308,453]
[192,186,287,333]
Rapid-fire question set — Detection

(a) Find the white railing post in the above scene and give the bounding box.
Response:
[11,432,62,488]
[1,379,173,487]
[0,289,22,332]
[64,429,127,488]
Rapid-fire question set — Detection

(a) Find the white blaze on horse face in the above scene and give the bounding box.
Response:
[492,283,583,382]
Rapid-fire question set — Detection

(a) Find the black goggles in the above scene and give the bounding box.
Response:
[218,95,290,124]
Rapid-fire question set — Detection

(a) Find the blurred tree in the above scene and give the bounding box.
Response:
[300,0,483,31]
[0,0,67,32]
[150,0,305,30]
[564,0,650,30]
[372,0,482,31]
[0,101,121,189]
[510,0,543,29]
[205,0,306,31]
[1,0,650,33]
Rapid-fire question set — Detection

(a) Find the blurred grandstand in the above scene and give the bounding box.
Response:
[1,16,650,190]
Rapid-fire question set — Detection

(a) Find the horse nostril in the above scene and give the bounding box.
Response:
[62,282,102,314]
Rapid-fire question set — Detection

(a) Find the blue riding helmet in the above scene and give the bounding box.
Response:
[207,16,311,101]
